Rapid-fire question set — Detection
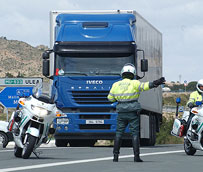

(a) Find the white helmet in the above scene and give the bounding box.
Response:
[196,79,203,93]
[121,63,136,77]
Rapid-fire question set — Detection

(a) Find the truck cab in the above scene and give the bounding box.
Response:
[43,10,162,147]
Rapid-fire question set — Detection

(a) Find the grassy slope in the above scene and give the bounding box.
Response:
[156,92,190,144]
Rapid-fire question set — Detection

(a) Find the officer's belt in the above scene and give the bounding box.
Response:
[117,99,138,103]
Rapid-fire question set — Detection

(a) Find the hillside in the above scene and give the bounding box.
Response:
[163,92,190,106]
[0,37,48,77]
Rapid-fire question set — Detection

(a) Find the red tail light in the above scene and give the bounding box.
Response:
[179,125,185,137]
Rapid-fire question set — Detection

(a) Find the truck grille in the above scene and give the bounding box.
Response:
[72,90,112,104]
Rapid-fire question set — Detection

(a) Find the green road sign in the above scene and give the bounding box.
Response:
[5,79,23,85]
[0,78,42,86]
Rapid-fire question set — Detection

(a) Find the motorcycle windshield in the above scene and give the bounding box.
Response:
[32,82,43,98]
[32,82,58,104]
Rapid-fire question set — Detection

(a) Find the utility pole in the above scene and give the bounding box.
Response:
[179,74,182,84]
[184,80,188,92]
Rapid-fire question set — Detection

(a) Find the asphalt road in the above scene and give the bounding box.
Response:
[0,142,203,172]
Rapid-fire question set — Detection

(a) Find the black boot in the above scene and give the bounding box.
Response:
[113,137,122,162]
[113,154,119,162]
[132,136,143,162]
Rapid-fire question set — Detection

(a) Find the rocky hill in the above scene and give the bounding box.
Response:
[0,37,48,78]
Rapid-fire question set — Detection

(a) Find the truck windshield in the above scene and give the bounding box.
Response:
[55,55,134,76]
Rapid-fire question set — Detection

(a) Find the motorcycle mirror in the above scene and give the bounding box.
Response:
[176,97,181,104]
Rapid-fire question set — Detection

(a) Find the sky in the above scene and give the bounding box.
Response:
[0,0,203,83]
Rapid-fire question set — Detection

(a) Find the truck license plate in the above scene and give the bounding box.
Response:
[86,120,104,124]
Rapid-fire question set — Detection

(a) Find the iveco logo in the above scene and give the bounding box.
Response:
[86,80,103,84]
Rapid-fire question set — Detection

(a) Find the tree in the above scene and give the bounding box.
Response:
[17,72,24,78]
[5,72,14,78]
[166,81,197,92]
[186,81,197,91]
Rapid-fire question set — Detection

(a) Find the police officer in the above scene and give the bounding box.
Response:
[186,79,203,131]
[107,63,165,162]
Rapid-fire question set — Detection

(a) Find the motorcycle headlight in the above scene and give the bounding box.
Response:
[31,105,48,118]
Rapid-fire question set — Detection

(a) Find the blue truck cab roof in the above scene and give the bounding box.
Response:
[55,13,136,42]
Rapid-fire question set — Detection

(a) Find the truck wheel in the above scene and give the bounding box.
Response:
[55,139,68,147]
[184,138,196,155]
[0,132,9,148]
[14,145,22,158]
[22,134,37,159]
[141,115,156,146]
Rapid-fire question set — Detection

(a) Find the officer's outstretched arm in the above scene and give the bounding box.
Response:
[151,77,166,88]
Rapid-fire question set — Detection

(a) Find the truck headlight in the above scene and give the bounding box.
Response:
[31,105,48,118]
[56,118,69,124]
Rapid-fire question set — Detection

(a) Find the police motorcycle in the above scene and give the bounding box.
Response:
[171,97,203,155]
[8,82,63,159]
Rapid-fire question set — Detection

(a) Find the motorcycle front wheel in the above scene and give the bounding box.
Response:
[184,138,196,155]
[14,144,22,158]
[22,134,37,159]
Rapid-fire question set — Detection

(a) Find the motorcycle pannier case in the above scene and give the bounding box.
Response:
[171,118,186,137]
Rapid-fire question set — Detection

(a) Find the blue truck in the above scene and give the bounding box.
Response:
[42,10,163,146]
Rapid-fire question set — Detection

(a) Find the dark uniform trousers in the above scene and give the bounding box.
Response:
[113,110,143,162]
[116,111,140,137]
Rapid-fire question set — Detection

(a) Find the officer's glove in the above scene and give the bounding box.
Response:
[188,102,194,109]
[152,77,166,87]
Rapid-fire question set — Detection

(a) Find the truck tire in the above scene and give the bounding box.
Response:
[14,145,22,158]
[55,139,68,147]
[141,115,156,146]
[0,132,9,148]
[22,134,37,159]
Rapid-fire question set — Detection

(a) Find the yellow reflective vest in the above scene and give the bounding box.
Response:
[107,78,150,102]
[187,91,203,106]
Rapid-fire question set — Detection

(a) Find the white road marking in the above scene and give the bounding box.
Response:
[0,150,184,172]
[0,147,64,153]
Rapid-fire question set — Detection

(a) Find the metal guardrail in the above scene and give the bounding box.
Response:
[163,105,185,113]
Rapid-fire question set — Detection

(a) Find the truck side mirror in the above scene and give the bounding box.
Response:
[137,49,148,72]
[42,49,53,59]
[141,59,148,72]
[43,59,50,77]
[42,49,53,78]
[42,51,50,59]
